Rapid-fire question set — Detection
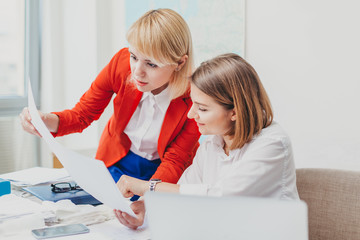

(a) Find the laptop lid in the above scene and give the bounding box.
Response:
[145,192,308,240]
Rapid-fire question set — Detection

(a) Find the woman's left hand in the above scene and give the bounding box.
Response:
[114,200,146,229]
[116,175,148,198]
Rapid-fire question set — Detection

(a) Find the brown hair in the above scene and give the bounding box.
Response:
[191,53,273,149]
[126,9,194,99]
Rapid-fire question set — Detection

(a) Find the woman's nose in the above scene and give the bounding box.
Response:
[187,104,197,119]
[133,62,145,77]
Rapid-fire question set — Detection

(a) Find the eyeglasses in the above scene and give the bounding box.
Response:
[51,182,83,193]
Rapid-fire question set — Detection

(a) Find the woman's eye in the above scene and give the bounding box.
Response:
[130,55,137,60]
[198,108,207,112]
[147,63,158,68]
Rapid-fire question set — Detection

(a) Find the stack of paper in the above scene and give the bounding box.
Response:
[0,167,70,187]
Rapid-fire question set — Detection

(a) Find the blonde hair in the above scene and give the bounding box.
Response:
[191,53,273,149]
[126,9,194,99]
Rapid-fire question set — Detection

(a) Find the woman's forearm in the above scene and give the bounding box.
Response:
[44,113,60,133]
[154,182,180,193]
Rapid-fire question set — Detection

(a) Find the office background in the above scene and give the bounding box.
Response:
[0,0,359,173]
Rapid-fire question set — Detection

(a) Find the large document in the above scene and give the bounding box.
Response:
[27,82,135,217]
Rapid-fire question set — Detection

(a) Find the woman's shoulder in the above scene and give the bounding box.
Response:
[105,48,132,90]
[240,122,294,164]
[110,48,130,68]
[255,121,289,139]
[251,121,292,148]
[114,47,130,59]
[107,47,130,72]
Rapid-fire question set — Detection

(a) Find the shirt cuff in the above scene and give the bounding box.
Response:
[179,184,209,196]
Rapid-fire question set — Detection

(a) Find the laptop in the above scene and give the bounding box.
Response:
[144,192,308,240]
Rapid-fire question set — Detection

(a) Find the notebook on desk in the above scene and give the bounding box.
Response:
[145,192,308,240]
[23,181,102,206]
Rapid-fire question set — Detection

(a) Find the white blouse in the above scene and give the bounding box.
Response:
[123,87,171,160]
[178,122,299,200]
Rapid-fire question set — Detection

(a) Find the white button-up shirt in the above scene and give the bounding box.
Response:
[178,122,299,200]
[124,87,171,160]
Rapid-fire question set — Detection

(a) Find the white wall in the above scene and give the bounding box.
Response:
[246,0,360,170]
[41,0,125,166]
[41,0,360,171]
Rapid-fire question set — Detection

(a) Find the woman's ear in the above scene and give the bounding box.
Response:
[176,55,188,71]
[230,109,236,121]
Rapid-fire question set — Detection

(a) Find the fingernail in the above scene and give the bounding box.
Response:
[122,213,126,217]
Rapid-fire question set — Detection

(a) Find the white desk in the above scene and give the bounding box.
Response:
[1,185,151,240]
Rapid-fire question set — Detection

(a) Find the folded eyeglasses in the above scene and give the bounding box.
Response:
[51,182,83,193]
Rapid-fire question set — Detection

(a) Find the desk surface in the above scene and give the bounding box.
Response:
[1,185,151,240]
[2,218,150,240]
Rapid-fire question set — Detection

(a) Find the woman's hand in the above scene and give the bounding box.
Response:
[19,107,59,136]
[116,175,148,198]
[114,200,146,230]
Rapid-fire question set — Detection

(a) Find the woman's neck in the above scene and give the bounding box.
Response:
[222,135,233,156]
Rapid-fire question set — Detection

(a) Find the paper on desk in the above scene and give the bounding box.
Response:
[0,194,45,237]
[27,82,135,217]
[0,167,70,186]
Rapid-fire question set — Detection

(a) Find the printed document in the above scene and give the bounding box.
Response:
[27,81,135,217]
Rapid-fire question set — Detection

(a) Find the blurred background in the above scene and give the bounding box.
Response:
[0,0,359,174]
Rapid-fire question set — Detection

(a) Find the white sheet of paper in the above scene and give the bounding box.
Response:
[0,167,70,186]
[27,82,135,217]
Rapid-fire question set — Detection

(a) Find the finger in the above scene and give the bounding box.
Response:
[131,200,145,213]
[25,108,32,121]
[23,120,41,137]
[120,213,137,229]
[122,212,139,225]
[34,129,42,137]
[19,108,42,137]
[114,210,140,229]
[114,210,131,226]
[123,191,134,198]
[20,111,32,128]
[21,118,33,132]
[22,107,32,121]
[20,112,30,127]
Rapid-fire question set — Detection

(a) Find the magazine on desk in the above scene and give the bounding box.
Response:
[27,81,135,217]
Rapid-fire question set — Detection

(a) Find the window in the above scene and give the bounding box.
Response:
[0,0,40,115]
[0,0,40,173]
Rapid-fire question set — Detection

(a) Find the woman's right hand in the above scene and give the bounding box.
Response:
[19,107,60,137]
[114,200,146,230]
[117,175,148,198]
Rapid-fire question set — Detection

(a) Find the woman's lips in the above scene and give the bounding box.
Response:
[134,78,148,87]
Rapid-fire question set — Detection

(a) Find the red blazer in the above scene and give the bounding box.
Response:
[53,48,200,183]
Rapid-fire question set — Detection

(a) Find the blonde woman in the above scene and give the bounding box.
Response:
[20,9,201,200]
[115,53,299,229]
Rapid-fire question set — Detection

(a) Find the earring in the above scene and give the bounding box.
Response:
[175,67,180,71]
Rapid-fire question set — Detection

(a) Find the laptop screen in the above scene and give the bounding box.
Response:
[145,192,308,240]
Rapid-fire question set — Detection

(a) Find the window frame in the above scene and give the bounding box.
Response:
[0,0,41,116]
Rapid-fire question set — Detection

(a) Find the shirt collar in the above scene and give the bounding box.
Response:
[212,135,225,148]
[211,135,239,160]
[140,87,171,113]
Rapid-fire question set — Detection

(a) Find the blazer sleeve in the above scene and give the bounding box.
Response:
[52,48,130,137]
[152,117,200,183]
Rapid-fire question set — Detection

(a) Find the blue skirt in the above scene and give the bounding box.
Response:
[108,151,161,201]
